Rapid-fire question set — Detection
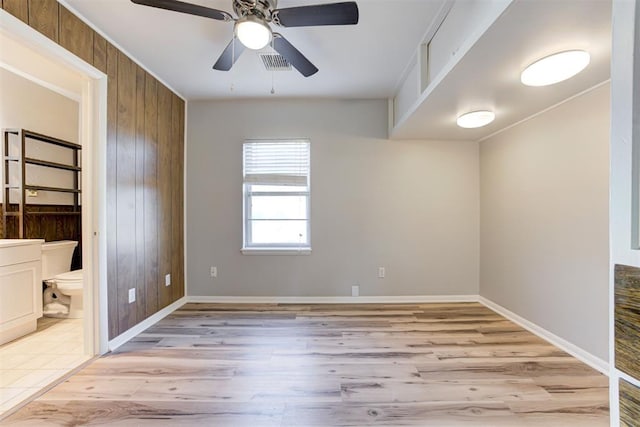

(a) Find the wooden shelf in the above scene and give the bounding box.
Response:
[25,185,81,194]
[25,211,81,216]
[25,158,81,172]
[3,128,81,150]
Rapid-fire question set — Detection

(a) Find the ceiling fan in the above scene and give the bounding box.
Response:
[131,0,360,77]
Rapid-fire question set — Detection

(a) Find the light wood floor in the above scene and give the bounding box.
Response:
[1,302,609,426]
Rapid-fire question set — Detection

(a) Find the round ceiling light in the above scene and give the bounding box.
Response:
[457,110,495,129]
[235,15,272,50]
[520,50,590,87]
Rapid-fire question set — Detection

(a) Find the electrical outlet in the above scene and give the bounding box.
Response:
[128,288,136,303]
[378,267,385,278]
[165,273,171,287]
[351,285,359,297]
[210,266,217,278]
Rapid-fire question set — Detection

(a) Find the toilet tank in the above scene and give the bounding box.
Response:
[41,240,78,280]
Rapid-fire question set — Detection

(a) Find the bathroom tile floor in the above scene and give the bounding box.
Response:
[0,317,88,416]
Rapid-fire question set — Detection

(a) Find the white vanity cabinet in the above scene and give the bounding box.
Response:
[0,239,44,345]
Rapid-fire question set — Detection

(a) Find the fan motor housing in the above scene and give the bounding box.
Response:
[233,0,277,21]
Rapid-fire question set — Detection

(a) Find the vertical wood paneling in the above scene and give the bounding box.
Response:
[135,65,147,322]
[116,51,138,333]
[58,5,93,64]
[106,41,119,340]
[28,0,58,42]
[171,94,185,302]
[92,33,107,73]
[157,83,173,309]
[144,74,159,318]
[3,0,28,23]
[615,264,640,379]
[620,379,640,426]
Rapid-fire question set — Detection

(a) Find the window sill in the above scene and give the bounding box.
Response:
[241,247,312,255]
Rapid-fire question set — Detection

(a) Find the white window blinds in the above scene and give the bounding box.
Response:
[243,140,310,186]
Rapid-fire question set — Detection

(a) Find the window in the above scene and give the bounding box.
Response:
[243,140,310,252]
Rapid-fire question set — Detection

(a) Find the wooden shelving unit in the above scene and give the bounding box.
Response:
[1,129,82,238]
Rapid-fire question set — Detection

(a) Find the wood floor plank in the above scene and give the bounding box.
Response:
[340,379,551,404]
[281,401,520,426]
[2,400,284,426]
[2,303,609,425]
[75,356,236,379]
[417,359,600,381]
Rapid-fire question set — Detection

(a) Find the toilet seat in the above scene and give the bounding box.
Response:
[53,269,83,292]
[53,269,82,281]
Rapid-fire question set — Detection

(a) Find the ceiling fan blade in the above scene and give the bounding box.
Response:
[273,34,318,77]
[273,2,358,27]
[213,38,245,71]
[131,0,232,21]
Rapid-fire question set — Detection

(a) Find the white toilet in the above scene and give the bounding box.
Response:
[41,240,83,318]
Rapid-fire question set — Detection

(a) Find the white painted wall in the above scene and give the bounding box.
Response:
[610,0,637,422]
[479,83,610,362]
[0,67,79,205]
[187,99,479,297]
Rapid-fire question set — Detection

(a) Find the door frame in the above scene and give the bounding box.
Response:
[0,9,109,355]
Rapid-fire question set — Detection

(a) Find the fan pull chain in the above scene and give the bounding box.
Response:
[232,33,236,65]
[270,38,276,95]
[230,29,236,93]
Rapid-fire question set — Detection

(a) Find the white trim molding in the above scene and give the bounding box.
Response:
[1,8,109,357]
[187,295,480,304]
[479,296,609,376]
[108,297,187,351]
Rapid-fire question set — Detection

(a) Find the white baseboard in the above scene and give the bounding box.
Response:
[478,296,609,376]
[108,297,187,351]
[105,294,609,378]
[186,295,480,304]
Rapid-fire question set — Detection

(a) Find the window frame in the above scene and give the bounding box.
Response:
[242,139,311,253]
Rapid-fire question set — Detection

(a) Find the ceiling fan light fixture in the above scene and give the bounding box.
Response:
[235,15,272,50]
[457,110,495,129]
[521,50,590,87]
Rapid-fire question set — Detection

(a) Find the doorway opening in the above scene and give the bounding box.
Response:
[0,9,107,416]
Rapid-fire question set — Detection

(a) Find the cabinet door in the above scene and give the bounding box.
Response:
[0,260,42,344]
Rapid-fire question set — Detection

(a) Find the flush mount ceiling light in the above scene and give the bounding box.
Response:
[457,110,495,129]
[521,50,590,87]
[235,15,272,50]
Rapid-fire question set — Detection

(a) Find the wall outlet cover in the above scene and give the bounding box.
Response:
[128,288,135,303]
[165,274,171,286]
[351,285,360,297]
[211,266,217,278]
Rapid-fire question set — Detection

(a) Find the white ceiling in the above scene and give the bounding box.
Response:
[64,0,447,100]
[62,0,612,141]
[391,0,612,140]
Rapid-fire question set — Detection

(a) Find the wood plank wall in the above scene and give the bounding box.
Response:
[1,204,82,270]
[620,379,640,427]
[1,1,186,339]
[614,264,640,379]
[615,264,640,424]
